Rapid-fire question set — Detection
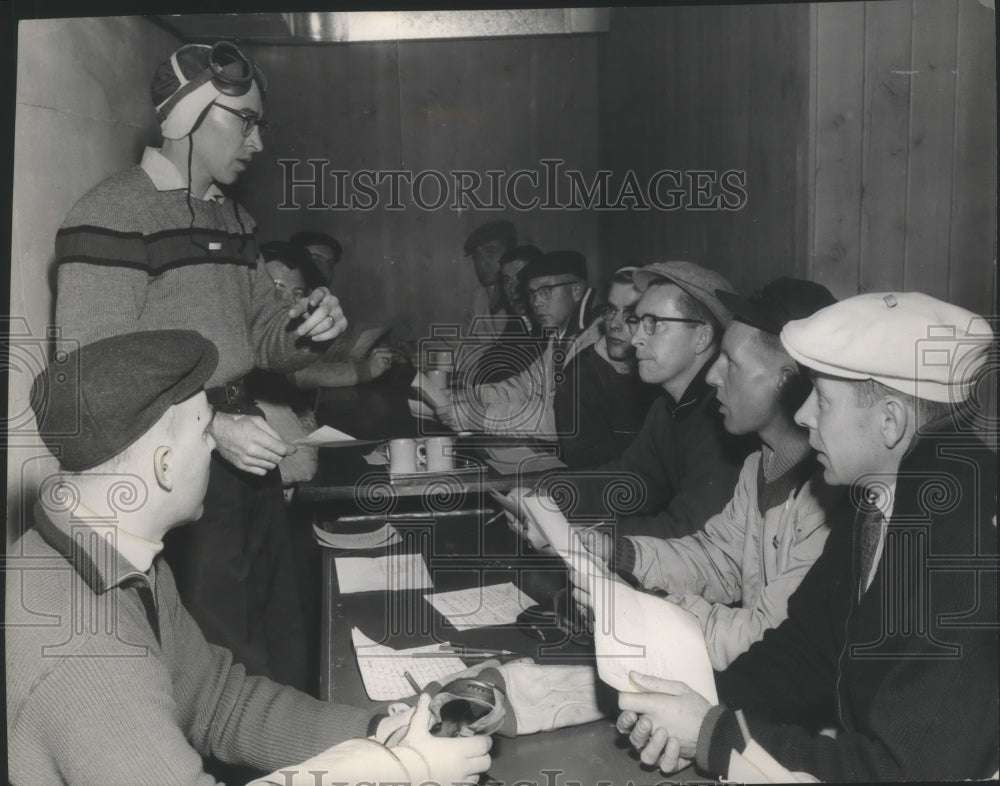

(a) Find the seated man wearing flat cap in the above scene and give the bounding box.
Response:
[569,277,845,671]
[437,250,599,436]
[5,330,491,785]
[512,261,752,540]
[617,292,998,781]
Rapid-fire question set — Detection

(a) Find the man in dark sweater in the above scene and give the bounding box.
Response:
[524,262,752,540]
[553,266,657,469]
[617,292,998,781]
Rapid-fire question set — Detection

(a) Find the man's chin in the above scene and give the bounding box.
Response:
[605,341,632,361]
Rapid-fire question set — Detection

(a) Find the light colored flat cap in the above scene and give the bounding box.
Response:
[780,291,994,403]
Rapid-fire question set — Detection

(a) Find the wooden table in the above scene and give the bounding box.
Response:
[317,510,703,784]
[305,377,701,782]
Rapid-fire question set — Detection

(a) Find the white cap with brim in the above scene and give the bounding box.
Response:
[780,291,994,403]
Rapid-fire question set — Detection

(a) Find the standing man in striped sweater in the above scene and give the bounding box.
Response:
[53,41,346,693]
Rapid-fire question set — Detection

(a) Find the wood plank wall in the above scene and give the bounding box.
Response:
[599,4,813,293]
[810,0,996,316]
[600,1,996,319]
[237,36,601,340]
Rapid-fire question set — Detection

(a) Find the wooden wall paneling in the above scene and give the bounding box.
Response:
[693,4,739,282]
[333,43,404,326]
[742,4,812,289]
[599,8,663,274]
[667,8,708,263]
[858,0,913,294]
[949,0,997,317]
[648,8,676,270]
[397,38,489,335]
[522,35,601,280]
[805,4,819,288]
[238,42,404,325]
[811,2,866,299]
[903,0,959,299]
[719,5,752,287]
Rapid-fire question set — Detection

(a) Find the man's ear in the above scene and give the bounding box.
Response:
[153,446,173,492]
[776,364,796,392]
[571,281,585,303]
[693,322,715,355]
[880,396,911,450]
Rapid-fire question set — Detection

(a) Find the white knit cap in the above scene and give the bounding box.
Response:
[780,292,994,403]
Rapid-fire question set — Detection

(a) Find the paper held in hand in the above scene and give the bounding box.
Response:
[587,571,718,703]
[517,493,717,703]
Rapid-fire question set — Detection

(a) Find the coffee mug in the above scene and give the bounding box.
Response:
[425,436,455,472]
[389,438,420,474]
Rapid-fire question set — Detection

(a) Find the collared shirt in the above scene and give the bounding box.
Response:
[33,501,153,593]
[140,146,225,202]
[863,480,896,593]
[665,350,719,422]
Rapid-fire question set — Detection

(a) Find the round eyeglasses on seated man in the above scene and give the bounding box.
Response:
[53,40,348,697]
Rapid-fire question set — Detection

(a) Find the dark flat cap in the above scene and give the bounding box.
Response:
[31,330,218,472]
[464,220,517,255]
[717,277,838,334]
[518,250,588,285]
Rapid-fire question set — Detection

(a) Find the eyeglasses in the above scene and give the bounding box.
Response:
[527,281,576,302]
[212,103,270,137]
[625,313,704,336]
[601,303,636,323]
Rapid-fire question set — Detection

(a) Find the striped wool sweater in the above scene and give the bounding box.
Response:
[55,159,324,387]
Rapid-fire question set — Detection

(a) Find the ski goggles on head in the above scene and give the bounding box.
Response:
[155,41,268,139]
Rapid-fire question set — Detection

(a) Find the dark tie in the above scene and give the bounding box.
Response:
[857,497,884,600]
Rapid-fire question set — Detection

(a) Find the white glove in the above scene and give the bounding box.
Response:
[373,702,414,744]
[390,693,492,784]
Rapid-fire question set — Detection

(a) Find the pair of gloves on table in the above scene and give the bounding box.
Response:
[377,658,605,744]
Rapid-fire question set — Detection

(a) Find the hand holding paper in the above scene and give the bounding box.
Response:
[618,672,710,768]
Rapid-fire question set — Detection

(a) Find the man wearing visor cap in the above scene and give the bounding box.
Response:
[54,41,347,692]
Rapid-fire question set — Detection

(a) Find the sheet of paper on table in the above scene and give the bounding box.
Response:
[482,444,566,475]
[586,568,718,703]
[351,628,466,701]
[424,582,538,631]
[313,523,401,550]
[295,425,355,445]
[335,552,433,594]
[362,447,389,466]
